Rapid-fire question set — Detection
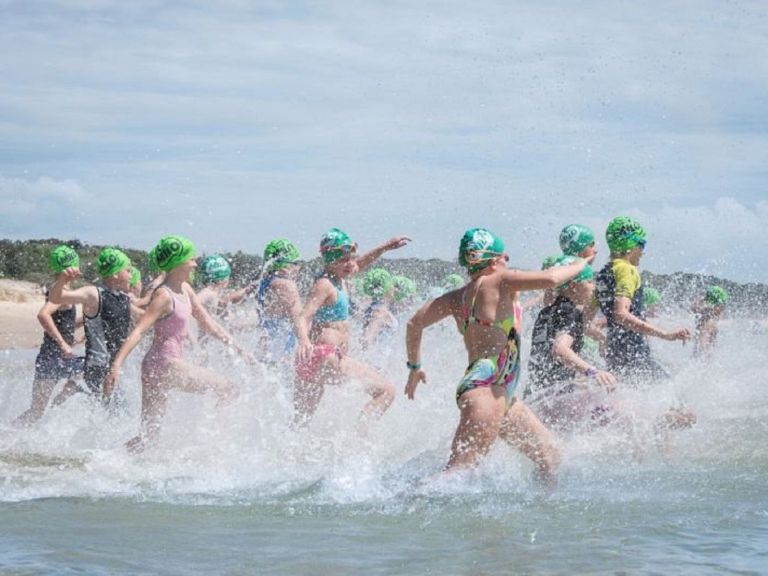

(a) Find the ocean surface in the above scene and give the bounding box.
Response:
[1,310,767,575]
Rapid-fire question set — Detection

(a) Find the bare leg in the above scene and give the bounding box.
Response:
[126,375,169,454]
[14,378,58,425]
[51,379,81,407]
[340,356,396,426]
[499,399,560,488]
[292,354,342,426]
[164,359,238,407]
[445,387,506,470]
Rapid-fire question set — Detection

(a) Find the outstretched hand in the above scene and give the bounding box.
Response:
[385,236,412,251]
[664,327,691,343]
[405,368,426,400]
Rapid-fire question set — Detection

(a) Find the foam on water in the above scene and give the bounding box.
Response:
[1,310,765,508]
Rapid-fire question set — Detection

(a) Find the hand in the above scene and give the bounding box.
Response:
[60,267,82,282]
[384,236,412,251]
[60,342,74,358]
[103,367,119,399]
[405,368,426,400]
[595,370,617,393]
[664,328,691,343]
[298,339,314,362]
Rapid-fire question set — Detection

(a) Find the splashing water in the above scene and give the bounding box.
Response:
[0,311,766,573]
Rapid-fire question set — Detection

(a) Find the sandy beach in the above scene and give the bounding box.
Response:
[0,279,45,350]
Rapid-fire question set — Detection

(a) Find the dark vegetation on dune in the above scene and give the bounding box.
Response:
[2,238,765,317]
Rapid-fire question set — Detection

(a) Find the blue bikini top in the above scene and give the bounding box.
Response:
[315,277,350,324]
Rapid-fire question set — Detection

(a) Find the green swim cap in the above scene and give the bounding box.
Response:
[363,268,394,300]
[264,239,301,272]
[541,255,560,270]
[553,254,593,290]
[443,273,464,290]
[320,228,357,264]
[153,235,196,272]
[559,224,595,256]
[96,248,132,277]
[393,275,416,302]
[200,254,231,283]
[458,228,505,274]
[148,247,160,273]
[643,287,661,307]
[129,266,141,288]
[705,285,729,307]
[606,216,647,254]
[49,245,80,274]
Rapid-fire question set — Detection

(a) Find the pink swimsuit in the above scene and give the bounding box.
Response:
[142,287,191,380]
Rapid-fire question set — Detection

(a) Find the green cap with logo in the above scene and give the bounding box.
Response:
[458,228,505,274]
[96,248,132,277]
[264,239,301,272]
[153,235,196,272]
[559,224,595,256]
[49,245,80,274]
[320,228,357,264]
[363,268,394,301]
[393,275,416,302]
[200,254,231,284]
[606,216,647,254]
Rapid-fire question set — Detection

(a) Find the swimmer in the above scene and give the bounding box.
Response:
[48,247,141,400]
[14,246,85,425]
[692,285,729,356]
[595,216,690,383]
[405,228,588,485]
[361,268,397,350]
[104,235,254,453]
[526,255,617,429]
[252,239,304,364]
[294,228,410,429]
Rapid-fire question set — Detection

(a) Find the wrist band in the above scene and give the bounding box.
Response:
[406,361,421,371]
[585,367,598,378]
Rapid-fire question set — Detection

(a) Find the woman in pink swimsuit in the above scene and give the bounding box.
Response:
[105,235,253,453]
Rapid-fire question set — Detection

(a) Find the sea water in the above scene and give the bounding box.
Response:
[1,313,766,575]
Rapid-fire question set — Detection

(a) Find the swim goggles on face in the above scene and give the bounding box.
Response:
[463,250,507,265]
[320,242,358,256]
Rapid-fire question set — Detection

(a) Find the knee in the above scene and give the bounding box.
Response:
[374,381,396,406]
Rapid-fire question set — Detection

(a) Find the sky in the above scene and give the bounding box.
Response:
[1,0,766,282]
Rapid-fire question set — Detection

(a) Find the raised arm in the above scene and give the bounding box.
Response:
[501,259,586,292]
[356,236,411,273]
[48,269,100,316]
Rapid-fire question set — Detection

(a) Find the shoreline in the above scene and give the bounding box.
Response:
[0,280,45,350]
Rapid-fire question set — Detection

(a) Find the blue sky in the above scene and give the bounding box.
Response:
[1,0,766,281]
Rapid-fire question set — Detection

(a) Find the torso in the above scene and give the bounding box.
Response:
[528,295,585,390]
[311,276,351,349]
[453,272,522,364]
[83,286,131,368]
[144,286,191,371]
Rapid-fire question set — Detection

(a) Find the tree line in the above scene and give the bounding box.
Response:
[1,238,765,317]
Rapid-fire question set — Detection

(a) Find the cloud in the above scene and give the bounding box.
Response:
[0,174,91,237]
[0,1,766,280]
